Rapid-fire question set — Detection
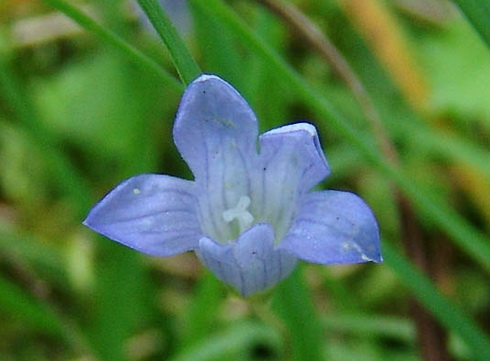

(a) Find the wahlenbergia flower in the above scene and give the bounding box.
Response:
[83,74,381,297]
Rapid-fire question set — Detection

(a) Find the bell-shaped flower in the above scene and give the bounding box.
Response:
[83,74,382,297]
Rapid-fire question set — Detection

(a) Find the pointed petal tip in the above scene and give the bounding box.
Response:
[265,122,317,137]
[82,174,202,257]
[279,190,382,265]
[186,74,250,104]
[192,73,223,84]
[360,248,383,264]
[81,217,90,228]
[82,204,101,231]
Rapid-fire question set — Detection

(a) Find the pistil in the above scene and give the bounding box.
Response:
[222,196,254,235]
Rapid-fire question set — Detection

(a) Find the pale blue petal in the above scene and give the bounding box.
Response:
[259,123,329,191]
[173,74,258,178]
[279,190,382,264]
[173,74,260,243]
[252,123,330,241]
[83,174,202,256]
[197,224,297,297]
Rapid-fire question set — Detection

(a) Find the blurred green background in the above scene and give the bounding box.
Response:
[0,0,489,360]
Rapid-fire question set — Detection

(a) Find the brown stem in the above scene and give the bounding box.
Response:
[398,196,452,361]
[256,0,398,165]
[253,1,452,360]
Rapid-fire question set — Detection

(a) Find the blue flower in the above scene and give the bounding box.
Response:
[83,74,382,297]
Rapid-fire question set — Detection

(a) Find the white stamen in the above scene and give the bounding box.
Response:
[222,196,254,232]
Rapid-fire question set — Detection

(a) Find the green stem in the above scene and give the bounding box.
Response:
[137,0,201,85]
[42,0,182,91]
[272,266,325,361]
[452,0,490,50]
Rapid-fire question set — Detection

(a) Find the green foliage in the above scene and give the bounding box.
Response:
[452,0,490,49]
[137,0,200,84]
[1,0,489,361]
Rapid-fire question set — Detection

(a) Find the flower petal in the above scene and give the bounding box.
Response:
[173,74,260,243]
[173,74,258,178]
[197,224,297,297]
[279,190,382,264]
[252,123,330,241]
[83,174,202,256]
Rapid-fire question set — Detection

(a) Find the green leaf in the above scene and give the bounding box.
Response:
[0,273,92,355]
[41,0,181,91]
[0,274,64,337]
[190,1,243,87]
[183,272,226,346]
[0,35,91,217]
[170,321,281,361]
[272,266,326,361]
[419,21,490,130]
[383,242,490,361]
[90,243,150,361]
[0,229,66,287]
[452,0,490,50]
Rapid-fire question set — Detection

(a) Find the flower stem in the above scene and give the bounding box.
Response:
[137,0,201,85]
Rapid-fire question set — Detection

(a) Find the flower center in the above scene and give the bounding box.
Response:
[222,196,254,236]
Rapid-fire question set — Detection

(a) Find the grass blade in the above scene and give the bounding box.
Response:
[384,242,490,361]
[137,0,201,84]
[0,36,91,216]
[272,267,326,361]
[452,0,490,50]
[41,0,181,91]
